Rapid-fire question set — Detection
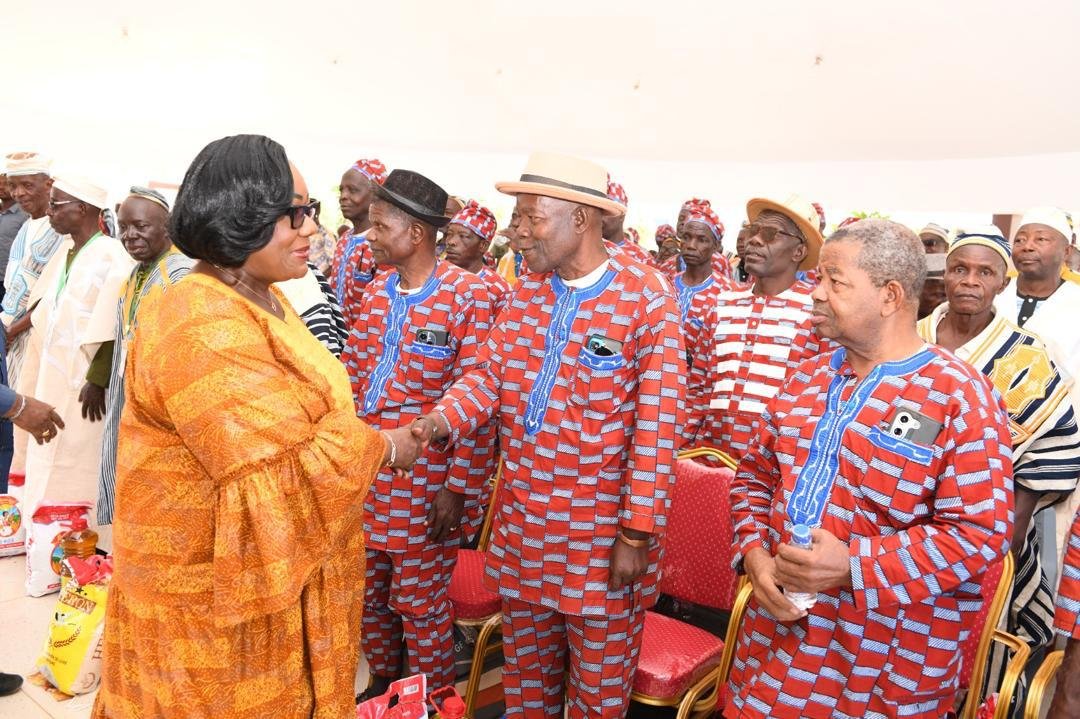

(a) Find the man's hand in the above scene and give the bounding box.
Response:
[78,383,106,423]
[5,314,32,345]
[744,546,805,622]
[411,413,447,444]
[774,527,853,595]
[11,395,65,445]
[382,426,428,475]
[425,487,465,542]
[608,530,651,591]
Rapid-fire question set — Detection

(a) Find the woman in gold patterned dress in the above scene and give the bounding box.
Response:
[93,135,422,718]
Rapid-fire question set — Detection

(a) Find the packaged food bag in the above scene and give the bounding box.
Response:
[37,555,112,695]
[0,473,27,557]
[356,674,428,719]
[26,503,91,597]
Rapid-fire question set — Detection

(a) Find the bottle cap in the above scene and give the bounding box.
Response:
[791,523,812,544]
[69,517,88,532]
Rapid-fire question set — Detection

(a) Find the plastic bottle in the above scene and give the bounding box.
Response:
[59,518,98,588]
[783,523,817,612]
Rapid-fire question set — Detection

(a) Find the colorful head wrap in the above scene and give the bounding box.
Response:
[625,227,640,246]
[1018,206,1075,246]
[347,158,388,185]
[655,224,677,242]
[682,198,711,213]
[684,205,724,243]
[448,199,497,244]
[606,175,628,207]
[128,185,169,211]
[950,225,1011,269]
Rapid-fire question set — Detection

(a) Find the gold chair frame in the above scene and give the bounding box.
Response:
[960,552,1031,719]
[630,446,747,719]
[457,462,504,718]
[1023,649,1063,719]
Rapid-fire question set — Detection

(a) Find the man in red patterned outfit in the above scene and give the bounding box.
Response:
[444,199,512,319]
[602,175,656,267]
[1049,506,1080,717]
[409,152,684,718]
[676,205,739,445]
[727,219,1014,719]
[684,194,827,459]
[340,169,493,699]
[331,158,388,330]
[662,197,733,279]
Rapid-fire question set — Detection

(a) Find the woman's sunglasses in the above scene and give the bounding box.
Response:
[284,199,320,229]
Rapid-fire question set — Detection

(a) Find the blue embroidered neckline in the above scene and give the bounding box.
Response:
[523,269,617,434]
[361,266,441,415]
[787,346,936,527]
[675,274,714,322]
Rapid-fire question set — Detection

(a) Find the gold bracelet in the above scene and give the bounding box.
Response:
[616,530,650,548]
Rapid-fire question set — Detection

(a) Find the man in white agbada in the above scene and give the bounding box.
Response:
[1,152,63,385]
[993,206,1080,583]
[17,174,134,550]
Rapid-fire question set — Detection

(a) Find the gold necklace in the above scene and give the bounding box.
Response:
[213,265,280,314]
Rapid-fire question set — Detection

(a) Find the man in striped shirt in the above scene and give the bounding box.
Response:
[918,227,1079,670]
[685,194,827,458]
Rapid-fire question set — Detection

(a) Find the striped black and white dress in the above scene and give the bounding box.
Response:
[276,262,349,358]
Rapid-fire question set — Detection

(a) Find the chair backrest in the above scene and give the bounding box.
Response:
[958,552,1013,702]
[658,452,738,611]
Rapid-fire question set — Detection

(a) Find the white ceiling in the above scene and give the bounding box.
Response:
[5,0,1079,221]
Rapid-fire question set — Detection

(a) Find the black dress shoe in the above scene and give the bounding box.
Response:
[0,672,23,697]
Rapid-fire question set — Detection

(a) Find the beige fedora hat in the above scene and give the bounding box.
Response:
[746,193,824,270]
[496,152,626,216]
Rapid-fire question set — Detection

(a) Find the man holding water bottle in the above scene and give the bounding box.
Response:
[727,220,1014,719]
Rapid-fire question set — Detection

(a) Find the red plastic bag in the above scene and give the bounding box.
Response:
[356,675,427,719]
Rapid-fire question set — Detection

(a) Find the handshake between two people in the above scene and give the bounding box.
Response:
[380,413,447,475]
[379,413,463,543]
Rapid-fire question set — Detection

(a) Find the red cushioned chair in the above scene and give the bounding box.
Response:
[959,552,1029,719]
[447,463,504,718]
[631,446,751,719]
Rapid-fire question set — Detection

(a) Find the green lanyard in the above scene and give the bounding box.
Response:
[56,232,103,298]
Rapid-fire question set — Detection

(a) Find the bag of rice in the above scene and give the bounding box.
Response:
[25,503,91,597]
[37,555,111,695]
[0,473,27,557]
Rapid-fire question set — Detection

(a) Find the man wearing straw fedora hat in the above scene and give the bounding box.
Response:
[409,152,685,718]
[684,194,830,458]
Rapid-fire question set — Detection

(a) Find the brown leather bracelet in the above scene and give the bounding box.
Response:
[617,530,650,548]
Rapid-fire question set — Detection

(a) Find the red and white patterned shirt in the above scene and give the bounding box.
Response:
[435,253,685,617]
[610,238,657,268]
[330,229,381,332]
[685,280,827,457]
[476,265,512,321]
[727,345,1013,719]
[341,260,493,550]
[1055,506,1080,640]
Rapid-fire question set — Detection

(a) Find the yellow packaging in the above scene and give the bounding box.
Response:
[37,579,107,695]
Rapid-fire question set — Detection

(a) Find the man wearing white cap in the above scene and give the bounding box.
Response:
[17,174,134,548]
[919,227,1079,678]
[994,207,1080,577]
[409,152,685,718]
[1,152,63,385]
[684,194,830,459]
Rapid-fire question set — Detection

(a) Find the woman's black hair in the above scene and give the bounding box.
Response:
[170,134,293,267]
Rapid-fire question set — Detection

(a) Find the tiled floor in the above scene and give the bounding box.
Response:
[0,555,95,719]
[0,554,504,719]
